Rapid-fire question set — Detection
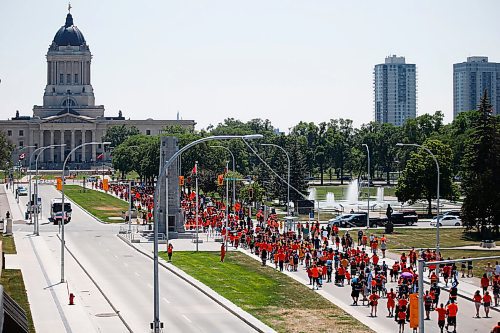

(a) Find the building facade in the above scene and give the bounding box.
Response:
[374,55,417,126]
[0,11,194,168]
[453,56,500,118]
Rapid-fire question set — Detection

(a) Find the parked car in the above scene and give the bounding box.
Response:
[329,213,380,228]
[430,215,462,227]
[443,210,461,218]
[17,186,28,196]
[392,210,418,226]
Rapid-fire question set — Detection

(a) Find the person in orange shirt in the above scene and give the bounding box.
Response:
[368,290,380,317]
[473,290,482,318]
[446,300,458,333]
[397,308,406,333]
[481,273,490,294]
[220,243,226,262]
[435,303,447,333]
[483,291,492,318]
[311,264,319,290]
[387,288,396,317]
[491,322,500,333]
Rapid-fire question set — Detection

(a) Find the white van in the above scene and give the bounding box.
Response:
[50,198,72,224]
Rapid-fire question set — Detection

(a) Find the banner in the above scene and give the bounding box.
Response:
[56,177,62,190]
[409,293,419,329]
[103,178,109,191]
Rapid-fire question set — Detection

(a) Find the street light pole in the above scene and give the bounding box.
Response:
[260,143,291,216]
[32,144,65,235]
[362,144,370,228]
[195,160,199,252]
[396,143,440,254]
[151,134,262,332]
[60,141,110,283]
[225,160,229,251]
[210,145,236,206]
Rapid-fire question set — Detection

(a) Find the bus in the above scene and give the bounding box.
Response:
[50,198,72,224]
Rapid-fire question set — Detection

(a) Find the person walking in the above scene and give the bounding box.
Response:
[220,243,226,262]
[369,290,380,317]
[387,288,396,317]
[424,290,433,320]
[167,243,174,262]
[446,300,458,333]
[435,303,447,333]
[473,290,482,318]
[491,321,500,333]
[483,291,492,318]
[386,204,393,221]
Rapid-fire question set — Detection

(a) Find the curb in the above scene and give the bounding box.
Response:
[58,234,134,332]
[116,234,275,333]
[56,186,110,225]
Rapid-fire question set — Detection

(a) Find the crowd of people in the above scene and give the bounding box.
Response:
[99,182,500,332]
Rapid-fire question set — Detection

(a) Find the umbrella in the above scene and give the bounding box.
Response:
[401,272,413,278]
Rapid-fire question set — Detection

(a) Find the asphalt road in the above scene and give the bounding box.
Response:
[17,184,257,333]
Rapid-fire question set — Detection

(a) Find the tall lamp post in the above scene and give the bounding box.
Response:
[151,134,262,332]
[397,142,440,332]
[362,144,370,228]
[210,145,236,205]
[396,143,440,253]
[31,144,66,234]
[60,141,110,283]
[260,143,291,216]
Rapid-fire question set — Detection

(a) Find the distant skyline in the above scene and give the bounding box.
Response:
[1,1,499,131]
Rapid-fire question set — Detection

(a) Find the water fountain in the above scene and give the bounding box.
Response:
[325,192,335,207]
[377,187,384,203]
[346,179,359,204]
[308,187,316,201]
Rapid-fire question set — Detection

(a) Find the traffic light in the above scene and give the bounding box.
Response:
[217,174,224,186]
[103,179,109,191]
[56,177,62,191]
[178,176,184,186]
[248,188,253,200]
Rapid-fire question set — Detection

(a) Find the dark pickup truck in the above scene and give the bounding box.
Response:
[387,210,418,226]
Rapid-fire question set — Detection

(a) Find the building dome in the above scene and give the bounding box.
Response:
[53,13,86,46]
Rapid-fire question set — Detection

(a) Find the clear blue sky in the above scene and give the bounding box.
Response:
[1,1,499,131]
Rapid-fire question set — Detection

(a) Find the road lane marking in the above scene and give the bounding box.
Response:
[162,297,170,304]
[134,272,140,277]
[182,315,192,323]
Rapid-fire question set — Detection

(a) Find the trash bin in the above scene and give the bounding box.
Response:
[25,211,29,220]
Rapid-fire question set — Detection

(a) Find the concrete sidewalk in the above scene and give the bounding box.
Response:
[1,185,129,333]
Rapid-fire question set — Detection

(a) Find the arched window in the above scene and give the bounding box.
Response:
[62,99,77,107]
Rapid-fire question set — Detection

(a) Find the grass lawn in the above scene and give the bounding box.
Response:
[62,185,128,223]
[161,251,372,333]
[369,228,498,250]
[311,185,396,201]
[1,234,17,254]
[1,269,35,333]
[439,250,500,277]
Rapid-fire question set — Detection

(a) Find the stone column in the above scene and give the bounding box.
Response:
[91,130,96,162]
[81,130,86,163]
[60,130,65,163]
[50,130,54,163]
[71,130,75,162]
[39,130,44,163]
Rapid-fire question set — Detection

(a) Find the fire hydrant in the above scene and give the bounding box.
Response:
[69,293,75,305]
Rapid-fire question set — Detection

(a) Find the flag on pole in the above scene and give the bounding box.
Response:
[96,153,104,160]
[191,163,197,175]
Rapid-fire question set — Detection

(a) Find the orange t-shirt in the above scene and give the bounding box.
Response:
[435,308,446,321]
[483,294,492,303]
[447,303,458,317]
[473,294,482,302]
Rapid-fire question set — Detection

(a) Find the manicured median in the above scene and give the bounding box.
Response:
[1,269,35,333]
[62,185,128,223]
[159,251,372,333]
[1,234,17,254]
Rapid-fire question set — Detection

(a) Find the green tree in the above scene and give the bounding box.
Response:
[103,125,140,148]
[396,139,457,215]
[460,91,500,236]
[0,131,14,169]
